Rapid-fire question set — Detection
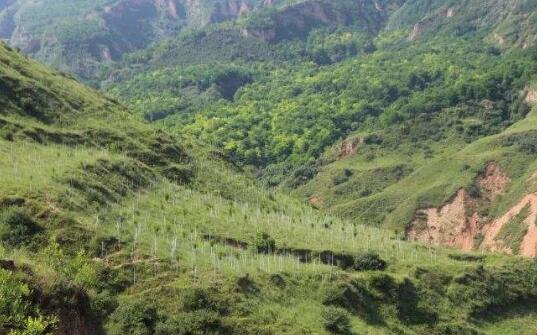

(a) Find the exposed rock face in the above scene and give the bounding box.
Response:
[211,0,254,22]
[308,195,323,208]
[242,0,401,43]
[0,0,267,77]
[100,46,113,62]
[525,87,537,105]
[477,162,510,201]
[155,0,184,18]
[240,26,276,42]
[408,18,434,41]
[337,136,364,160]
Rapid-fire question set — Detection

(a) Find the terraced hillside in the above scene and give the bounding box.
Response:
[2,41,537,334]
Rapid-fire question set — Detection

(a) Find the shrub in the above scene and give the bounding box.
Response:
[107,299,159,335]
[253,232,276,254]
[501,130,537,154]
[321,306,351,334]
[0,269,56,335]
[155,312,223,335]
[181,288,212,312]
[0,208,42,247]
[332,169,352,185]
[353,252,386,271]
[432,322,484,335]
[286,161,318,187]
[322,280,377,319]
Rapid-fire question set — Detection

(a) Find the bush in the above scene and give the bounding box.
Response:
[253,232,276,254]
[501,130,537,154]
[0,208,42,247]
[332,169,352,185]
[155,312,223,335]
[353,252,386,271]
[181,288,213,312]
[321,306,351,334]
[107,299,159,335]
[286,161,318,187]
[0,269,56,335]
[432,322,484,335]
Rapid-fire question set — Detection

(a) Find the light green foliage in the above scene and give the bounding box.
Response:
[0,269,31,330]
[1,1,537,334]
[43,241,98,288]
[0,270,56,335]
[8,316,56,335]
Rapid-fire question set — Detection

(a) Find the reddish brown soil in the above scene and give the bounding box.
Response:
[406,189,480,251]
[404,162,537,255]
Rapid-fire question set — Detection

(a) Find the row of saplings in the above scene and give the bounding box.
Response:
[253,232,387,271]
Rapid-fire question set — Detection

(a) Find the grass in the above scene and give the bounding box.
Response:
[1,37,537,334]
[89,179,468,274]
[495,204,530,253]
[296,105,537,237]
[478,303,537,335]
[0,138,113,195]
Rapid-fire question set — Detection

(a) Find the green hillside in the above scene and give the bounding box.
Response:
[2,40,537,334]
[0,0,292,80]
[3,0,537,334]
[95,0,537,246]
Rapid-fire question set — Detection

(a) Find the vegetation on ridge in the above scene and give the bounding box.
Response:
[2,0,537,334]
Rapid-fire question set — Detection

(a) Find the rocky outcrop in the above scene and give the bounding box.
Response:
[240,26,276,42]
[525,87,537,105]
[337,136,364,160]
[408,18,434,41]
[408,7,454,41]
[211,0,254,22]
[155,0,184,19]
[242,0,400,43]
[407,162,537,257]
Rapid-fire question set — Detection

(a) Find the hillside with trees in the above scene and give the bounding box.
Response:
[2,0,537,334]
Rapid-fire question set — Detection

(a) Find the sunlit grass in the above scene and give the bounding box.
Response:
[0,138,114,195]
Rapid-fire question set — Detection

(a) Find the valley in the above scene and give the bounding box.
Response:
[1,0,537,334]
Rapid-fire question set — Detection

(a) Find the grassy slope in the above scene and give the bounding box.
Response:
[1,41,537,334]
[296,100,537,233]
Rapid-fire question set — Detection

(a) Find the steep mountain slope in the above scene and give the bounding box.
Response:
[102,0,406,126]
[297,87,537,254]
[93,0,537,259]
[387,0,537,48]
[3,41,537,334]
[0,0,287,80]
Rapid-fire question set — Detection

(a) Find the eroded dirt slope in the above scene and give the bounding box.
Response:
[405,162,537,256]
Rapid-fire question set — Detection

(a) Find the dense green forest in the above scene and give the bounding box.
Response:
[106,2,537,188]
[2,0,537,334]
